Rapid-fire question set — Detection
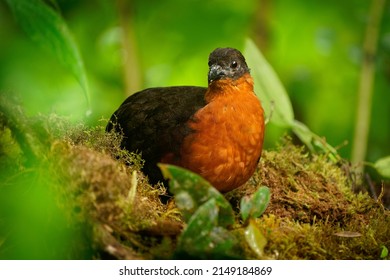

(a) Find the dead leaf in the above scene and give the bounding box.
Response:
[333,231,362,238]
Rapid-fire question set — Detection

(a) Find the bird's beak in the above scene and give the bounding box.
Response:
[208,65,227,84]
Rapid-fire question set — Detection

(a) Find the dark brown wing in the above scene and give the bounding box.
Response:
[106,86,207,184]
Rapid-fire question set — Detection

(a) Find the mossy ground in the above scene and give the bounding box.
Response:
[0,111,389,259]
[229,142,390,259]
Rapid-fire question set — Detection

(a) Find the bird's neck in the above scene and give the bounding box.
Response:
[205,73,254,102]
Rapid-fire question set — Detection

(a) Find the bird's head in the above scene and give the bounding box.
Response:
[207,48,250,84]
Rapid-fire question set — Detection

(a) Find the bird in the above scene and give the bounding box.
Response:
[106,47,265,193]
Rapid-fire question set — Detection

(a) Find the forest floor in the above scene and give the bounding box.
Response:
[0,101,389,259]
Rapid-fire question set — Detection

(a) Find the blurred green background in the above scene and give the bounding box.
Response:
[0,0,389,161]
[0,0,390,260]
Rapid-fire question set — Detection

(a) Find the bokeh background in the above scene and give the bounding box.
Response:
[0,0,390,260]
[1,0,389,166]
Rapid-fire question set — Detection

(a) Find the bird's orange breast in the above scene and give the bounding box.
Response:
[179,73,265,192]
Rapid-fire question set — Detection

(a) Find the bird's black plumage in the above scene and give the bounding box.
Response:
[106,86,207,184]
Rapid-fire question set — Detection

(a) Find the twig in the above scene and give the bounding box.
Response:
[365,172,377,200]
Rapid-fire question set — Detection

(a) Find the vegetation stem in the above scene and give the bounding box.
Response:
[351,0,386,172]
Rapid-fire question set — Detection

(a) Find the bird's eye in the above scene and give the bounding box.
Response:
[208,61,213,67]
[231,61,238,69]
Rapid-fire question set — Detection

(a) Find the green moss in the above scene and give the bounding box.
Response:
[228,140,390,259]
[45,122,182,259]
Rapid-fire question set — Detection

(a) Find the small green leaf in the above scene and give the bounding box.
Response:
[176,199,236,259]
[159,164,234,227]
[244,219,267,258]
[240,186,270,222]
[240,196,252,222]
[6,0,90,110]
[249,186,270,218]
[244,38,294,127]
[374,156,390,179]
[380,245,389,259]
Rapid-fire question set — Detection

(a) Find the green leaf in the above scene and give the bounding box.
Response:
[6,0,90,110]
[240,186,270,222]
[380,245,389,259]
[244,38,294,127]
[374,156,390,179]
[176,198,237,259]
[244,219,267,258]
[159,164,234,226]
